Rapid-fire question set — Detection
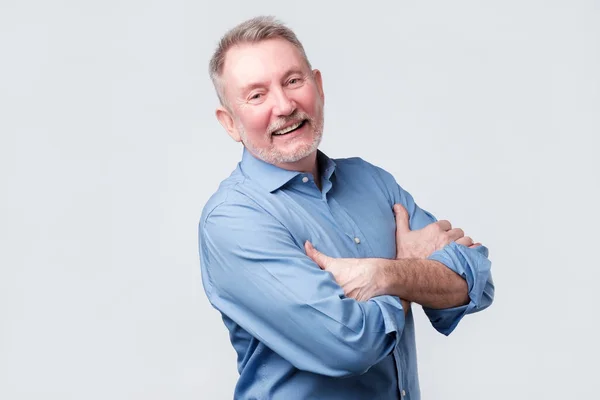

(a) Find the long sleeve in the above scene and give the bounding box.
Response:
[371,163,495,336]
[199,198,407,378]
[399,186,495,335]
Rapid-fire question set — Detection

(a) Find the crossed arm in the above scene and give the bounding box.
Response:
[305,200,494,334]
[200,200,412,377]
[201,185,493,378]
[305,204,473,308]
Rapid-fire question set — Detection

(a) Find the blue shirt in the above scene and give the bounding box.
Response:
[199,148,494,400]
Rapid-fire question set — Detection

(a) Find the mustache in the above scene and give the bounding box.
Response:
[267,111,310,134]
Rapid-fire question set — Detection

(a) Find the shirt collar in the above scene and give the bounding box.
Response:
[239,147,336,193]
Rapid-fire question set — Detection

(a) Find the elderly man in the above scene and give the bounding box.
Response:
[199,16,494,400]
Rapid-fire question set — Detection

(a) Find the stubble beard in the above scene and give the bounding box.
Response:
[238,107,324,166]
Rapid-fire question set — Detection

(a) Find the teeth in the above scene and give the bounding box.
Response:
[273,121,303,135]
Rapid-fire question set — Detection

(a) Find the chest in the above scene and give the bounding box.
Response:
[259,180,398,260]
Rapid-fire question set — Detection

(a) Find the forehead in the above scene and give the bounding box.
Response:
[221,38,308,91]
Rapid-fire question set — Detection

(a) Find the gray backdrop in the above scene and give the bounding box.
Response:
[1,0,598,399]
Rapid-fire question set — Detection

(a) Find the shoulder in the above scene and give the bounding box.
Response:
[333,155,401,191]
[201,183,264,228]
[199,170,286,241]
[333,155,394,178]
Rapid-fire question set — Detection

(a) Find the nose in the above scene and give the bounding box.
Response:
[272,88,296,117]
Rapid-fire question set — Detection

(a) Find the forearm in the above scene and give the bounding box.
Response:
[377,258,469,309]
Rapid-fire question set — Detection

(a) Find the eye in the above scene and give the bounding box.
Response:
[288,77,303,86]
[247,92,265,103]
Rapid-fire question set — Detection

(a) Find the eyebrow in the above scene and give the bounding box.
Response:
[239,68,306,94]
[240,81,269,94]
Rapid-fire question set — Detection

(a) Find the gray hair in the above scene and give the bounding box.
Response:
[208,16,312,108]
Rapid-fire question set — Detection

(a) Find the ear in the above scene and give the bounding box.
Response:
[312,69,324,102]
[215,106,241,142]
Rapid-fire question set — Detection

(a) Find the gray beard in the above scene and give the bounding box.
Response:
[238,111,324,165]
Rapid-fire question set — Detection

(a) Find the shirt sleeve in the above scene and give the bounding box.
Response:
[199,197,407,378]
[399,186,495,336]
[371,162,495,336]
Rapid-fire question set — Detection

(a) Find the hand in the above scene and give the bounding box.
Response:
[304,241,384,302]
[392,204,479,314]
[305,242,411,315]
[393,204,480,259]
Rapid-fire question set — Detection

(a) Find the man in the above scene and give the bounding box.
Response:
[199,15,494,400]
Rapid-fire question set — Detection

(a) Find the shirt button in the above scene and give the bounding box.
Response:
[354,237,361,244]
[402,390,406,397]
[302,176,309,183]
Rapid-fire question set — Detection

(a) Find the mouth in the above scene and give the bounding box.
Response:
[271,119,307,137]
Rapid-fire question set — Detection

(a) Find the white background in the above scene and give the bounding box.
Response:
[1,1,598,399]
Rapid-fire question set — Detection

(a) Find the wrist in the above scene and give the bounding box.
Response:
[372,258,395,297]
[383,258,414,298]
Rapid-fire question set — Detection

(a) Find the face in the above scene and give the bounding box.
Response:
[216,38,325,169]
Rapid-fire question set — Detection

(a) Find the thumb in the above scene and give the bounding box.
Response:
[304,241,329,270]
[393,204,411,236]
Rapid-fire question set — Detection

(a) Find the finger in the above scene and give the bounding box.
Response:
[469,242,482,248]
[436,220,452,231]
[456,236,473,247]
[393,204,411,235]
[447,228,465,241]
[304,241,329,269]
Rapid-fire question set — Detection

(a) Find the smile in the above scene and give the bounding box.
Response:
[272,120,307,136]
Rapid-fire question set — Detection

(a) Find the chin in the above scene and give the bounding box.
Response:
[280,151,314,164]
[246,129,322,165]
[278,139,321,163]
